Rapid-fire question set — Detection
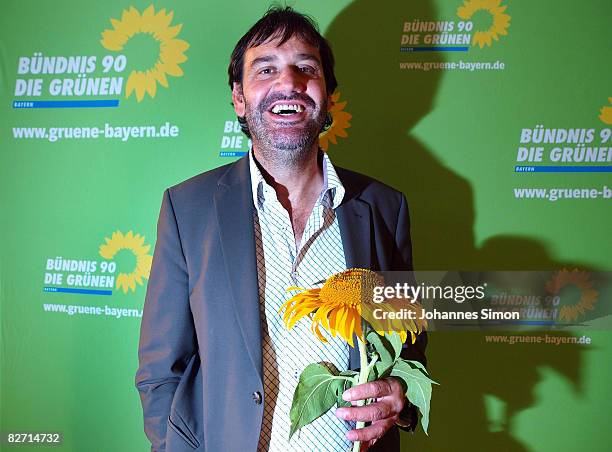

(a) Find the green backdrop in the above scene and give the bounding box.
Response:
[1,0,611,450]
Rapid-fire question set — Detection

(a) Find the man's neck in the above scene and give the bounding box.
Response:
[252,143,324,222]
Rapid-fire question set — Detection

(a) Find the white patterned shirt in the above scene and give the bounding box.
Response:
[249,150,353,452]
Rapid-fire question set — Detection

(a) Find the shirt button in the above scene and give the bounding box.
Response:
[252,391,263,405]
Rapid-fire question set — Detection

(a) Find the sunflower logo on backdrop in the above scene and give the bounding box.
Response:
[99,231,153,293]
[599,98,612,125]
[545,269,598,322]
[456,0,510,48]
[319,91,352,151]
[100,5,189,102]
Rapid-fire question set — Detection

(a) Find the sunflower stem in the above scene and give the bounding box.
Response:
[352,339,370,452]
[331,375,356,382]
[365,352,379,375]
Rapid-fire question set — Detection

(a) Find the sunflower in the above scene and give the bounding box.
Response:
[457,0,511,49]
[99,230,153,293]
[279,268,426,347]
[599,98,612,125]
[100,5,189,102]
[545,269,598,322]
[319,91,352,151]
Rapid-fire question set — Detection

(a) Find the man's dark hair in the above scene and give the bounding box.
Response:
[227,6,338,94]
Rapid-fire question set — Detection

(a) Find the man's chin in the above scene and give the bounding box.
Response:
[268,138,311,152]
[265,129,316,150]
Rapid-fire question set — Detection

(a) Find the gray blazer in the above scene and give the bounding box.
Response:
[136,155,427,451]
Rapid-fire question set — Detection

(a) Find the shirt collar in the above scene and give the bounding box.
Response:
[248,149,345,210]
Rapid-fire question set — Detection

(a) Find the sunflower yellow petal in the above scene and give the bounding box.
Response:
[311,321,328,343]
[327,308,339,337]
[125,71,139,99]
[128,275,136,292]
[100,30,127,51]
[155,23,182,41]
[353,316,364,341]
[313,304,333,332]
[142,5,155,23]
[152,65,169,87]
[287,308,316,329]
[335,306,350,342]
[342,309,355,346]
[116,274,128,293]
[153,8,173,30]
[121,7,142,34]
[145,71,157,97]
[286,286,305,292]
[134,83,146,102]
[160,39,189,64]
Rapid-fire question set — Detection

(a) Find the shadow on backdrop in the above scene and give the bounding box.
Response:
[325,1,592,450]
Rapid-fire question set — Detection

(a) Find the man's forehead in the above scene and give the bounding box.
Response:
[245,35,320,64]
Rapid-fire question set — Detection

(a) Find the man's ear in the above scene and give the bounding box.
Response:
[232,82,246,116]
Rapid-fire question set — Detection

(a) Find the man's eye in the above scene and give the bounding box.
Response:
[299,66,316,74]
[259,68,274,75]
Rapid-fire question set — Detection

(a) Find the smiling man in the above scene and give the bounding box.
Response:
[136,7,426,452]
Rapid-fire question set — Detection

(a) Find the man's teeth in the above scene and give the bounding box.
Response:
[271,104,304,114]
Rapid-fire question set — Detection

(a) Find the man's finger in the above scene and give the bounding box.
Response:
[343,379,394,402]
[346,418,395,442]
[336,401,394,422]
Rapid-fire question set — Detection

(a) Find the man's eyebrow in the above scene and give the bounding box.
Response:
[296,53,321,64]
[249,53,321,67]
[250,55,277,67]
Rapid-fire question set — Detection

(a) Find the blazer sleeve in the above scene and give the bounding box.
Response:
[391,192,414,272]
[135,189,198,451]
[393,193,428,432]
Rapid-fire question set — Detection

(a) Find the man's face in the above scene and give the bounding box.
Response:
[232,35,330,161]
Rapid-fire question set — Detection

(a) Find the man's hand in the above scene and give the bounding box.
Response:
[335,378,406,450]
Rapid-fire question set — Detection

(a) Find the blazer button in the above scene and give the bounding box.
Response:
[252,391,263,405]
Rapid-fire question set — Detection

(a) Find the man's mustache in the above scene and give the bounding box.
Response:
[258,93,316,112]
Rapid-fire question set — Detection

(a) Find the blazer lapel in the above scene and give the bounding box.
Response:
[336,192,372,369]
[214,157,263,381]
[337,199,371,270]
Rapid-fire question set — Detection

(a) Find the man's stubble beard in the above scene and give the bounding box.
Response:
[244,94,327,168]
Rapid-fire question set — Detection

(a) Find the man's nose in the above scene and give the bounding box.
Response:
[276,66,307,93]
